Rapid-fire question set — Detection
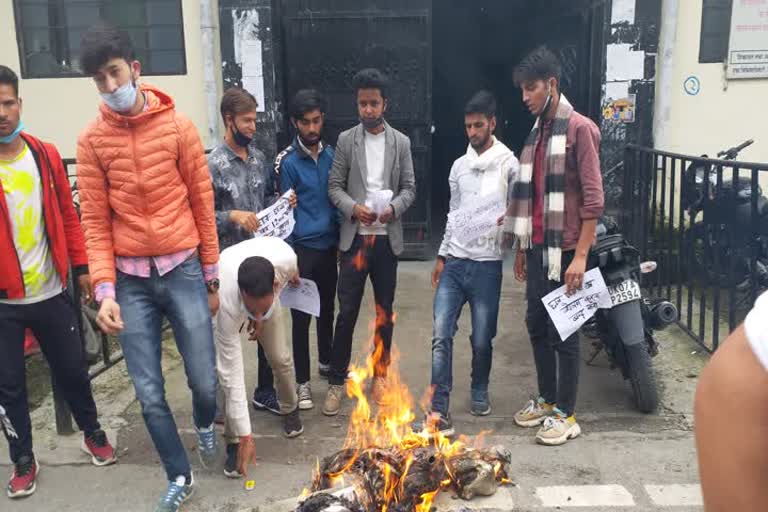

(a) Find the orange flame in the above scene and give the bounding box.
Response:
[352,235,377,271]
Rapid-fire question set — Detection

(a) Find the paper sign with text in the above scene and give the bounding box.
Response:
[541,268,611,341]
[448,196,506,246]
[279,278,321,317]
[254,189,295,240]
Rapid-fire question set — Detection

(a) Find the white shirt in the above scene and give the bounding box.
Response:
[0,144,62,305]
[745,291,768,372]
[439,138,520,261]
[215,237,298,436]
[360,129,388,235]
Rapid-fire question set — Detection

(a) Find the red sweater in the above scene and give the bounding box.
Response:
[0,133,88,300]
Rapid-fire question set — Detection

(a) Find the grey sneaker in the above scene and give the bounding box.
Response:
[297,382,314,410]
[154,475,194,512]
[283,408,304,438]
[194,423,217,469]
[323,384,344,416]
[413,412,455,437]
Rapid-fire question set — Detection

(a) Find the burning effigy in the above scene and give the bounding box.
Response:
[294,312,513,512]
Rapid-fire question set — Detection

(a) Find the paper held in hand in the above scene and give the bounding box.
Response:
[365,189,394,227]
[253,189,295,240]
[279,278,321,317]
[541,268,613,341]
[447,195,506,245]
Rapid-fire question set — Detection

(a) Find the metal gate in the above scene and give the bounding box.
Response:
[279,0,433,258]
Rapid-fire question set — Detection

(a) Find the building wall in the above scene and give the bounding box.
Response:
[656,0,768,164]
[0,0,223,159]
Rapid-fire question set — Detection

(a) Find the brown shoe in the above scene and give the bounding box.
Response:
[371,376,388,406]
[323,385,344,416]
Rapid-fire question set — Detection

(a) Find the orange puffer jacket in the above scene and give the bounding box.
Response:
[76,84,219,288]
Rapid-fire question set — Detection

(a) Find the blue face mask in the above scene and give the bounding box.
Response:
[0,120,24,145]
[100,81,138,113]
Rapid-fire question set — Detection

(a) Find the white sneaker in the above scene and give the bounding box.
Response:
[535,415,582,446]
[297,382,314,410]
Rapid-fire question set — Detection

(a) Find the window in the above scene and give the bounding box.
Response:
[13,0,186,78]
[699,0,733,63]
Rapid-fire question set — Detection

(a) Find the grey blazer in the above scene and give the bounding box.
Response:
[328,121,417,255]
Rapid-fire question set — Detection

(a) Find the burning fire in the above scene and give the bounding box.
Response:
[302,270,513,512]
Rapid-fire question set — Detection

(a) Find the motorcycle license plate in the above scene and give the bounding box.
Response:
[607,280,641,307]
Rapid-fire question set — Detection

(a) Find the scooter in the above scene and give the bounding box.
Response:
[581,218,678,413]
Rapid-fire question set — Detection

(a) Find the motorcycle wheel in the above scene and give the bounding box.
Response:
[624,343,659,413]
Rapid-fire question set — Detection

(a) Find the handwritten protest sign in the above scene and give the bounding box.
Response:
[541,268,611,341]
[279,278,321,317]
[254,189,295,240]
[448,196,506,246]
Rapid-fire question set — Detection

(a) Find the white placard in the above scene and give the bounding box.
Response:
[279,278,320,317]
[448,196,506,246]
[541,268,612,341]
[254,189,295,239]
[727,0,768,79]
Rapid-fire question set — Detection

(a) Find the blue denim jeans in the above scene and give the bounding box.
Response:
[116,255,217,481]
[430,258,502,415]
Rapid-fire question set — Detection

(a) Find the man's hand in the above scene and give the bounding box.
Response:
[565,254,588,294]
[514,250,527,282]
[77,274,93,304]
[497,215,505,227]
[208,290,220,316]
[229,210,260,232]
[431,258,445,288]
[379,205,395,224]
[289,274,301,287]
[247,318,263,340]
[237,435,257,477]
[96,298,124,335]
[353,204,377,226]
[288,191,298,209]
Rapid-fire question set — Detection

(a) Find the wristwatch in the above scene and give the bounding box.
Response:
[206,278,220,294]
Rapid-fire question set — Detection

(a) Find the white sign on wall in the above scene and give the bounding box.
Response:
[727,0,768,79]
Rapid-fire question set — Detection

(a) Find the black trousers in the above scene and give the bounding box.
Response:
[525,247,580,416]
[0,293,100,463]
[291,245,337,384]
[329,235,398,385]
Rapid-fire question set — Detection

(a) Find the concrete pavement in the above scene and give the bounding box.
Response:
[1,260,709,511]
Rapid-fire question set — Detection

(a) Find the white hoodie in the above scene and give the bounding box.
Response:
[439,137,520,261]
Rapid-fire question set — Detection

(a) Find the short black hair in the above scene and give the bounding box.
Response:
[352,68,390,100]
[79,22,136,76]
[513,46,562,87]
[0,66,19,97]
[238,256,275,298]
[290,89,327,119]
[464,90,497,118]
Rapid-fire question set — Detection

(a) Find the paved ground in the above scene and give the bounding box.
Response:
[1,260,709,511]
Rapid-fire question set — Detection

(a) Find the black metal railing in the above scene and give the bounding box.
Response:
[622,143,768,353]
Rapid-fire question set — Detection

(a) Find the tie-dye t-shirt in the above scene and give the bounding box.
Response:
[0,144,62,304]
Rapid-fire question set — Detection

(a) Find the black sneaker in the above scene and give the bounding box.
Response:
[283,408,304,438]
[252,388,280,415]
[413,412,455,437]
[223,443,243,479]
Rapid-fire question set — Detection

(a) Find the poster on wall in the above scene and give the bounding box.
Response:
[727,0,768,79]
[603,94,636,123]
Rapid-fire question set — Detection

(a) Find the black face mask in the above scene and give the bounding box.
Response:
[361,116,384,130]
[230,123,252,148]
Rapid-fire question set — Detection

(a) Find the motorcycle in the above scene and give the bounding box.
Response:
[581,217,678,413]
[682,139,768,305]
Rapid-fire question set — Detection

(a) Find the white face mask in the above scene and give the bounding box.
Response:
[241,293,275,321]
[101,81,138,113]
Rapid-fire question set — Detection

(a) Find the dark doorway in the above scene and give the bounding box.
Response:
[431,0,606,241]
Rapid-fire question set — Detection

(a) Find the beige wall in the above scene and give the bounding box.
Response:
[0,0,223,159]
[656,0,768,165]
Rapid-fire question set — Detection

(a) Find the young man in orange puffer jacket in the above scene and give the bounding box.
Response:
[76,24,219,512]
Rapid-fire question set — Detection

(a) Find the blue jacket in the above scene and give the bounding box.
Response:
[275,138,339,250]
